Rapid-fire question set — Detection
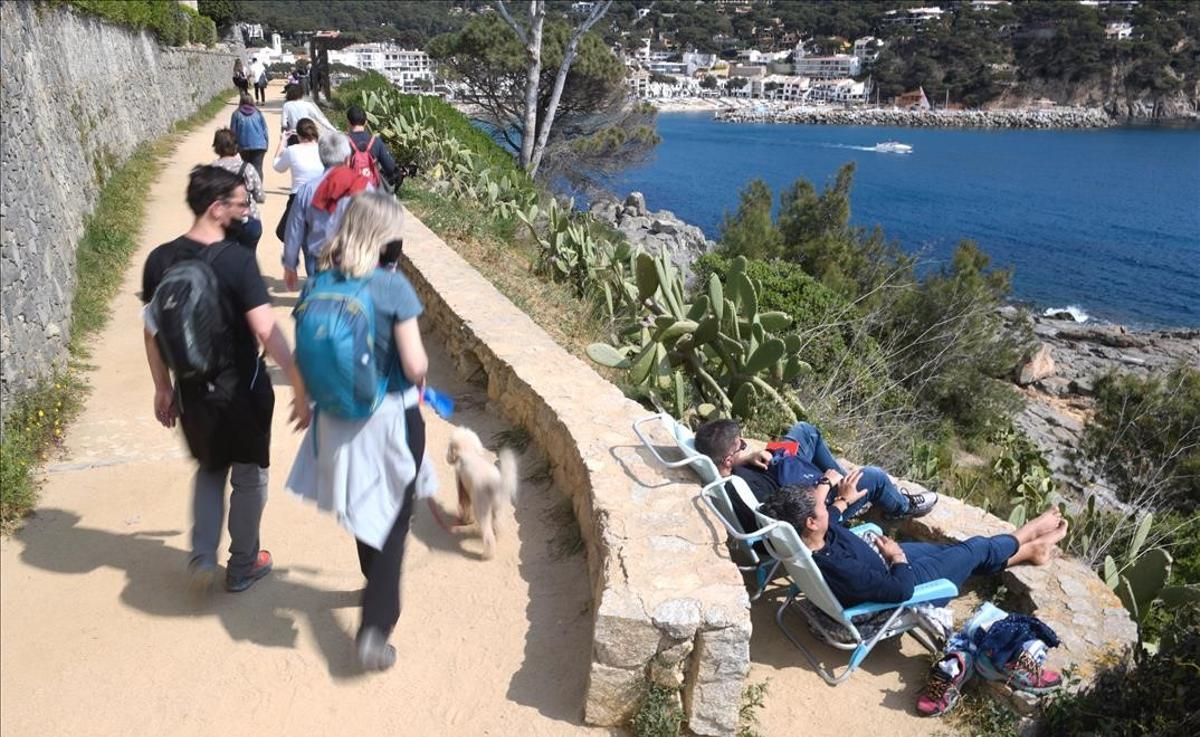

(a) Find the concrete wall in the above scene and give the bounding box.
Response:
[0,1,235,411]
[399,215,752,736]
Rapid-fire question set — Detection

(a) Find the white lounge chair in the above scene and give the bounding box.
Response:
[752,508,958,685]
[633,413,781,600]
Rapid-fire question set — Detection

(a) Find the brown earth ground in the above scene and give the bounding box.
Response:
[1,86,963,736]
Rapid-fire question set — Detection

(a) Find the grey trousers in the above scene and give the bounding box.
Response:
[191,462,268,576]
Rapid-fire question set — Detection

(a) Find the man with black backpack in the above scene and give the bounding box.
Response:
[142,165,311,597]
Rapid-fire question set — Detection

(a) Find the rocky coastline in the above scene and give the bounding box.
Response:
[713,105,1116,129]
[1007,310,1200,506]
[589,191,1199,508]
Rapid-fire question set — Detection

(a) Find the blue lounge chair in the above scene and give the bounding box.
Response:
[752,508,957,685]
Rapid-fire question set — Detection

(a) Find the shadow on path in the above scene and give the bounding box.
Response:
[16,508,367,680]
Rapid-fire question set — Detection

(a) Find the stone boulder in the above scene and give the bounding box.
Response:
[1016,343,1056,385]
[591,194,716,287]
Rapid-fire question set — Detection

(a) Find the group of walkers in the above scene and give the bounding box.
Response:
[142,77,422,671]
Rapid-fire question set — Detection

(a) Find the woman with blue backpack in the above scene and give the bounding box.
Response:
[285,191,428,672]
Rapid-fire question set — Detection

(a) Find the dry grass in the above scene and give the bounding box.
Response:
[401,185,618,375]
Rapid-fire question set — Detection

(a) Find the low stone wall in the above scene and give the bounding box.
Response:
[0,1,235,411]
[398,215,751,735]
[714,105,1115,128]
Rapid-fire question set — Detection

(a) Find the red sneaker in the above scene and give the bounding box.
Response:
[1003,650,1062,694]
[916,651,971,717]
[225,550,273,593]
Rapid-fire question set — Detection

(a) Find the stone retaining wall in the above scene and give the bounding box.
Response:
[398,215,752,735]
[0,1,235,412]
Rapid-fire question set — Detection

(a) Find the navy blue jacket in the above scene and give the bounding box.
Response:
[813,523,916,606]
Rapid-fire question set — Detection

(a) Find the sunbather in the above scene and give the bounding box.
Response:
[693,419,936,532]
[760,484,1068,607]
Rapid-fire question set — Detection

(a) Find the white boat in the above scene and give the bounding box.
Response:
[874,141,913,154]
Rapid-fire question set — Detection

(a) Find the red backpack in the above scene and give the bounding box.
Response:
[347,134,381,187]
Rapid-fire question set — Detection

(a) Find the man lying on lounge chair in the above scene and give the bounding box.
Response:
[760,484,1068,606]
[693,419,937,533]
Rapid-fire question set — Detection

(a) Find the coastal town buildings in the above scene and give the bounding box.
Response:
[882,6,945,28]
[792,53,862,79]
[328,43,438,93]
[895,87,932,111]
[1105,22,1134,40]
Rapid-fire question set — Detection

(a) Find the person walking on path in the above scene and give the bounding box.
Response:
[286,192,429,671]
[282,132,370,289]
[280,84,337,139]
[272,118,323,242]
[211,128,266,251]
[142,165,311,596]
[346,105,400,188]
[250,57,268,104]
[232,59,249,96]
[230,93,269,182]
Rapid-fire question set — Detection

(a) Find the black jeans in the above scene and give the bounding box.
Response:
[356,406,425,635]
[254,82,266,104]
[239,149,266,183]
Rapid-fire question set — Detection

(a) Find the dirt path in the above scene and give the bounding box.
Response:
[1,86,966,737]
[0,87,606,737]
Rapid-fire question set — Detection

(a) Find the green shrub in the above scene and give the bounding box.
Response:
[1080,365,1200,513]
[630,685,684,737]
[63,0,217,47]
[332,72,522,178]
[1040,603,1200,736]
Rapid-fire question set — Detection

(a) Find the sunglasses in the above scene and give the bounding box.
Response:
[727,438,747,457]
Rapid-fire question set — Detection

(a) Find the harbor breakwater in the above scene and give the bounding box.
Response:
[714,105,1116,129]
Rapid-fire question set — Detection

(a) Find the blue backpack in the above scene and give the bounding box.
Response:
[294,271,387,419]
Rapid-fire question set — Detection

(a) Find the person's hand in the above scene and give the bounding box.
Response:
[836,468,867,505]
[284,267,298,291]
[823,468,844,486]
[745,448,772,470]
[289,389,311,431]
[153,387,177,428]
[874,534,907,564]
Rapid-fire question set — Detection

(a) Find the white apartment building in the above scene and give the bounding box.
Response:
[853,36,884,62]
[1105,22,1134,40]
[329,43,438,93]
[244,23,264,40]
[882,7,945,26]
[792,53,861,79]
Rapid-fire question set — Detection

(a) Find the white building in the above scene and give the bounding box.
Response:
[271,32,282,54]
[882,7,945,27]
[244,23,264,40]
[970,0,1011,9]
[808,78,871,103]
[852,36,884,62]
[1105,22,1134,40]
[329,43,438,93]
[792,53,861,79]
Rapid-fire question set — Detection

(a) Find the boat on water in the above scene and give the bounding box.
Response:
[875,141,913,154]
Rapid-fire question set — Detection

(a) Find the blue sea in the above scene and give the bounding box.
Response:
[606,114,1200,328]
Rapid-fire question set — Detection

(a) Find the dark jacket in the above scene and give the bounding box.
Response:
[813,523,916,606]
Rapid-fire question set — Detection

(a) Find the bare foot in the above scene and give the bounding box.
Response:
[1030,507,1063,536]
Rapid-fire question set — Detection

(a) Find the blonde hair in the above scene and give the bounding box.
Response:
[319,191,404,278]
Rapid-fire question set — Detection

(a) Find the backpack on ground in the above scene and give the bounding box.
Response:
[294,271,387,419]
[149,243,234,383]
[347,134,381,187]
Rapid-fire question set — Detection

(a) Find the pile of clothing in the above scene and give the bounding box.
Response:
[917,602,1063,717]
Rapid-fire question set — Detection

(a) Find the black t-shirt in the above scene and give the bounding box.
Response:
[142,236,275,469]
[141,236,271,382]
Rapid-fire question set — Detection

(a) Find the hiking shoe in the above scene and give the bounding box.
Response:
[225,550,273,593]
[188,560,218,598]
[357,627,397,672]
[1003,650,1062,694]
[886,491,938,520]
[916,651,971,717]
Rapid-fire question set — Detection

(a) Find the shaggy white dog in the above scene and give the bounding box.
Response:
[445,427,518,559]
